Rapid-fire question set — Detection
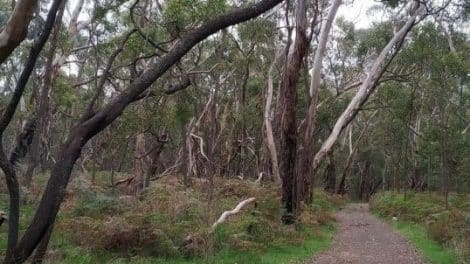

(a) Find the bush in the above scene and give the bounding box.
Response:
[426,212,452,244]
[48,178,341,263]
[371,191,470,263]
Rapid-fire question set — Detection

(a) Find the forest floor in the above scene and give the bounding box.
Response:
[309,203,426,264]
[0,173,346,263]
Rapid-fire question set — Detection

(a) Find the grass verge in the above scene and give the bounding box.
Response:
[389,221,457,264]
[370,191,469,264]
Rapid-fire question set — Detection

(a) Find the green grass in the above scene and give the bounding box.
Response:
[46,226,335,264]
[370,191,469,264]
[389,221,457,264]
[0,173,345,264]
[208,226,335,264]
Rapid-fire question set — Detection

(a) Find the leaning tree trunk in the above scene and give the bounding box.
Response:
[0,0,38,64]
[279,0,308,224]
[24,1,65,185]
[310,2,422,178]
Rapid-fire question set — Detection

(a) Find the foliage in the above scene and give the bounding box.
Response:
[371,192,470,263]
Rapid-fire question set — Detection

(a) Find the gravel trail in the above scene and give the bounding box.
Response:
[308,203,426,264]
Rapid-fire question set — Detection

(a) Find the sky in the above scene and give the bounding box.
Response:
[337,0,384,29]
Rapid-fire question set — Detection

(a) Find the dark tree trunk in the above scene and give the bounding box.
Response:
[441,129,450,209]
[358,159,371,201]
[30,224,53,264]
[279,0,307,224]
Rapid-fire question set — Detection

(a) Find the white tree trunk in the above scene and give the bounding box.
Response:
[309,0,342,97]
[264,48,283,184]
[311,3,421,173]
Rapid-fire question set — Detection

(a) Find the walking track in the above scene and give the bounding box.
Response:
[308,203,426,264]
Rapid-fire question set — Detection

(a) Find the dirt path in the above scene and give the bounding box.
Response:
[308,203,426,264]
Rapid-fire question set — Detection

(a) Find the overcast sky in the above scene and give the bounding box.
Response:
[337,0,384,29]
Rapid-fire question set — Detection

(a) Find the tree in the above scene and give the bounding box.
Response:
[0,0,284,262]
[278,0,308,224]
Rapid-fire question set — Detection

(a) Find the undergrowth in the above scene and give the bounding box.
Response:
[370,191,469,264]
[1,172,346,263]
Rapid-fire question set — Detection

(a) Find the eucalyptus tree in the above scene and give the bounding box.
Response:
[0,0,284,262]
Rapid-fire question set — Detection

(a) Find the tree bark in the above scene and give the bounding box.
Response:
[0,1,64,262]
[24,1,66,186]
[279,0,308,224]
[323,151,336,193]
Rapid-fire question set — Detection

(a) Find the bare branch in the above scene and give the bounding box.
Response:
[210,198,256,232]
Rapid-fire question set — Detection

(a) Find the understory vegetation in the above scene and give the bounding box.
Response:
[0,173,345,263]
[370,192,469,263]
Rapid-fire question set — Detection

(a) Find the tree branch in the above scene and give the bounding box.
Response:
[210,198,256,232]
[0,0,38,64]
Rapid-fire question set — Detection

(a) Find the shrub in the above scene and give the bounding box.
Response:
[426,212,452,244]
[371,191,470,263]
